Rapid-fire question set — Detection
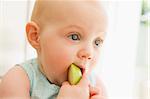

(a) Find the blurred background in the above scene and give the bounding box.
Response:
[0,0,149,99]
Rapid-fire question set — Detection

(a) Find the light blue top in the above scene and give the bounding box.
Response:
[18,58,95,99]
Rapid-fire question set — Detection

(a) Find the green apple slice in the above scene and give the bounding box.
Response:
[68,64,82,85]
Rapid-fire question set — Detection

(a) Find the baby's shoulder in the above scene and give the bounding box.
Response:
[0,66,30,98]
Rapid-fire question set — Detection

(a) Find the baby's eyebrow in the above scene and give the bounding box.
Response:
[61,24,86,35]
[97,36,104,41]
[61,24,106,40]
[63,25,84,31]
[95,32,106,41]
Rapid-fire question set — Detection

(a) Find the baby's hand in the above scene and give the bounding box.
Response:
[89,85,106,99]
[89,76,107,99]
[57,74,90,99]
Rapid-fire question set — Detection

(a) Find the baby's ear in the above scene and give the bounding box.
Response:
[26,21,40,50]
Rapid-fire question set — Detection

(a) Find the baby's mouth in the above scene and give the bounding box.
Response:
[68,63,84,85]
[71,63,85,75]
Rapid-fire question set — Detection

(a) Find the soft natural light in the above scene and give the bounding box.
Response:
[0,0,148,99]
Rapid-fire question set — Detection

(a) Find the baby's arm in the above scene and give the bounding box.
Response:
[0,66,30,98]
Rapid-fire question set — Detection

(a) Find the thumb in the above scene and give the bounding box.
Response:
[62,81,70,86]
[89,85,100,97]
[78,72,89,86]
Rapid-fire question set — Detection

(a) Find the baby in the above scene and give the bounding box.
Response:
[0,0,107,99]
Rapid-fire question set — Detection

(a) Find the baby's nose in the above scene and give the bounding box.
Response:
[77,48,93,60]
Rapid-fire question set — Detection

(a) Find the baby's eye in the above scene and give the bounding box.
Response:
[94,39,103,47]
[68,33,80,41]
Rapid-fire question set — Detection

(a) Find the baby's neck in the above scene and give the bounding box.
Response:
[38,62,62,86]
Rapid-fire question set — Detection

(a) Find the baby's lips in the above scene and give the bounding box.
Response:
[82,67,89,76]
[71,63,83,74]
[75,64,89,75]
[71,62,90,75]
[81,63,89,74]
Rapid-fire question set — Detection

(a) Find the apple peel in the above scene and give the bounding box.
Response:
[68,64,82,85]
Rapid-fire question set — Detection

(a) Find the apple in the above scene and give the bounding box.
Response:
[68,64,82,85]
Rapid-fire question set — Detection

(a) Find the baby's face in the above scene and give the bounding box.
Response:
[37,1,107,86]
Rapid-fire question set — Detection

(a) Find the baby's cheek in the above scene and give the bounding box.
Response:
[54,49,73,67]
[44,49,72,77]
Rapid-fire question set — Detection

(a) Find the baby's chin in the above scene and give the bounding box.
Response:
[53,75,68,87]
[57,79,67,87]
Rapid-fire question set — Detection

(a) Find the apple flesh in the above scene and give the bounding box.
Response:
[68,64,82,85]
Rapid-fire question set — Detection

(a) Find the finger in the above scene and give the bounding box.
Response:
[89,85,100,97]
[62,81,70,86]
[90,95,106,99]
[95,76,107,96]
[78,72,89,86]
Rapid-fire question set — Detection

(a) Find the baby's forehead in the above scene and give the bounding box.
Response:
[34,0,102,10]
[31,0,105,25]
